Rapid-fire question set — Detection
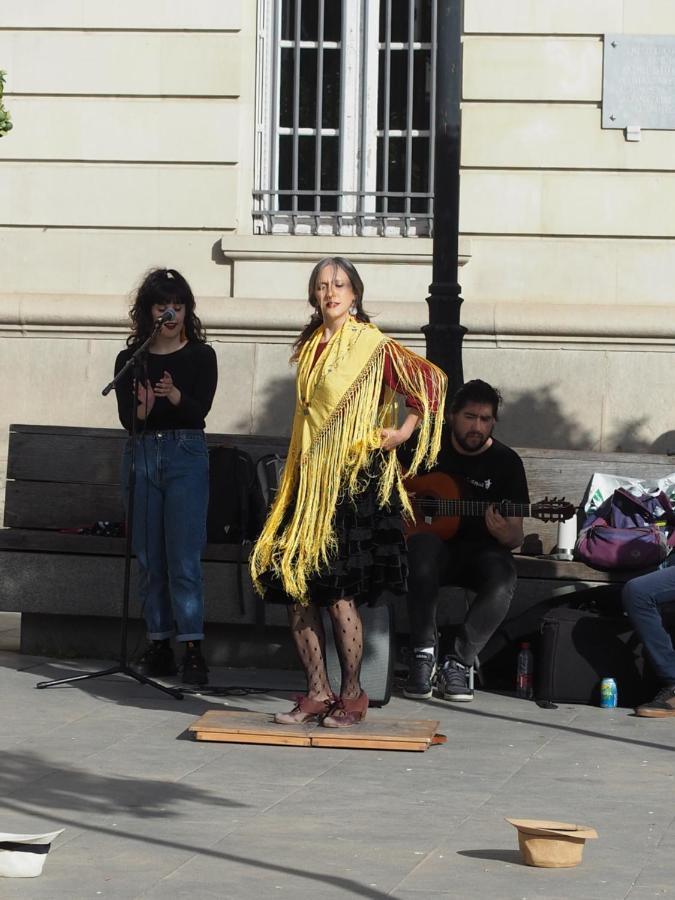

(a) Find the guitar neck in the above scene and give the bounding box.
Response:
[413,499,531,518]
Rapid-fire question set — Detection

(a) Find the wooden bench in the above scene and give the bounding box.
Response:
[2,424,674,671]
[506,447,675,621]
[0,424,292,664]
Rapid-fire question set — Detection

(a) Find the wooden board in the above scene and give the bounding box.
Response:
[188,709,445,752]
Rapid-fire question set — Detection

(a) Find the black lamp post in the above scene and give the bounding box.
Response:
[423,0,466,398]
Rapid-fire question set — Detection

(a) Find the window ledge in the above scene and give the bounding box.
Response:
[220,234,472,266]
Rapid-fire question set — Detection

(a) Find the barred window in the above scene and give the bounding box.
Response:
[254,0,436,236]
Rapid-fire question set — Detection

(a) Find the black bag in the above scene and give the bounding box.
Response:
[478,594,571,690]
[256,453,286,511]
[535,589,655,708]
[206,446,264,544]
[206,446,266,615]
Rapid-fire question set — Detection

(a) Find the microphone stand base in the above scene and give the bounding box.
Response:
[36,664,184,700]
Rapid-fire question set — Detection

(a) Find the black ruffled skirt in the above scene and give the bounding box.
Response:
[260,463,408,607]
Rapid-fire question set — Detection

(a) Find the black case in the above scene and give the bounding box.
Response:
[535,602,655,708]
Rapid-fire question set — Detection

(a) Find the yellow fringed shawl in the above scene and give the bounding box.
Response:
[249,317,447,604]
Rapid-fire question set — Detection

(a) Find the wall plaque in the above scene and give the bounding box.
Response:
[603,34,675,129]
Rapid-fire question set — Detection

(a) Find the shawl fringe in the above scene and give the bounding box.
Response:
[249,329,447,603]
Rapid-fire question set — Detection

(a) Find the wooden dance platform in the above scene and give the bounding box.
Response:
[188,709,446,752]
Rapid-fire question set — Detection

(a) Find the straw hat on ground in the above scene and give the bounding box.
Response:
[505,818,598,868]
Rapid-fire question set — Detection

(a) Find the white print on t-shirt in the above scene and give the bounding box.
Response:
[468,478,492,491]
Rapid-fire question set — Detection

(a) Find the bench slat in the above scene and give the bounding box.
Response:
[524,456,675,503]
[0,528,252,563]
[7,424,289,483]
[4,482,125,529]
[7,430,127,484]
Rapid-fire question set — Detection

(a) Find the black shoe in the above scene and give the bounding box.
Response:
[134,642,177,678]
[181,644,209,685]
[636,684,675,718]
[403,650,436,699]
[437,658,473,702]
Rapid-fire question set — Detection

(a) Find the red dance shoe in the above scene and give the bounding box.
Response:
[321,692,369,728]
[274,694,335,725]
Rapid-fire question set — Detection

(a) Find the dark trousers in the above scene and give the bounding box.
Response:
[622,565,675,684]
[406,532,517,667]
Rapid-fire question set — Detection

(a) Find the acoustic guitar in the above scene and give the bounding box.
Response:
[404,471,575,541]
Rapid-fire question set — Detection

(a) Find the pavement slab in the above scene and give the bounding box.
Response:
[0,629,674,900]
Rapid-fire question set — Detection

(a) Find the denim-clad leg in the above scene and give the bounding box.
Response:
[163,433,209,641]
[122,438,174,639]
[121,432,208,642]
[622,565,675,684]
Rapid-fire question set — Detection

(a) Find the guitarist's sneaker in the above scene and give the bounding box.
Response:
[437,658,474,702]
[403,650,436,699]
[636,684,675,717]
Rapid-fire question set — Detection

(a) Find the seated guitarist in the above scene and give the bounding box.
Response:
[403,379,529,702]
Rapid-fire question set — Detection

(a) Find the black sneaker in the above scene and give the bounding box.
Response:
[403,650,436,699]
[134,642,177,677]
[181,644,209,685]
[437,658,473,702]
[636,684,675,718]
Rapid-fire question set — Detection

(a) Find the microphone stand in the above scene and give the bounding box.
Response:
[37,321,184,699]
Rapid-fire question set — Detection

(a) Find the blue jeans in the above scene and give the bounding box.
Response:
[622,563,675,684]
[122,430,209,642]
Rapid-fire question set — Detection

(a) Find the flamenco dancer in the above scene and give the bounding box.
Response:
[250,256,446,726]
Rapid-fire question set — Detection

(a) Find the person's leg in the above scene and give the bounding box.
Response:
[438,543,516,701]
[322,596,369,727]
[451,544,516,666]
[326,597,363,699]
[275,602,336,724]
[622,567,675,716]
[404,532,453,698]
[406,532,449,646]
[123,438,176,675]
[163,433,209,683]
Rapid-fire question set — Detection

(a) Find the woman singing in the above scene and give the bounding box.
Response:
[250,257,446,726]
[114,268,217,685]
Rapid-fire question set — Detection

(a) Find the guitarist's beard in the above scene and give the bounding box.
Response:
[452,427,493,454]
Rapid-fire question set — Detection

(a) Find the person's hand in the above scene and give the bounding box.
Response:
[485,503,511,543]
[136,381,156,415]
[154,370,181,406]
[380,427,406,450]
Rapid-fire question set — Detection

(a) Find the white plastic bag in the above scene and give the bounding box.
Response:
[583,471,675,514]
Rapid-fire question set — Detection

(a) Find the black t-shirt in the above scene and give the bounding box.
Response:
[114,341,218,433]
[435,436,530,542]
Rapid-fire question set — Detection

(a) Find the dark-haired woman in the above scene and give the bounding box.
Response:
[250,257,447,726]
[114,268,217,684]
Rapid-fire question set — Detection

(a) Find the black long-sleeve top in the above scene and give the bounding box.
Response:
[114,341,218,433]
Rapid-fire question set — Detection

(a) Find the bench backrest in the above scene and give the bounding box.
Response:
[4,424,290,530]
[517,446,675,552]
[5,425,675,553]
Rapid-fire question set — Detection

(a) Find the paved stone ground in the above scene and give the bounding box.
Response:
[0,613,673,900]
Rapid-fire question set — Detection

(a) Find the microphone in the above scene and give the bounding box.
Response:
[154,308,176,328]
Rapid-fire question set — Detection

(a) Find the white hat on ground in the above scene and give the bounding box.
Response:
[0,829,64,878]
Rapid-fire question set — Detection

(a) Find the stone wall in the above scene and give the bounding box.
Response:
[1,0,675,516]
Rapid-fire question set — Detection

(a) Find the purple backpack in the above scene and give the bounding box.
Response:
[575,488,675,571]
